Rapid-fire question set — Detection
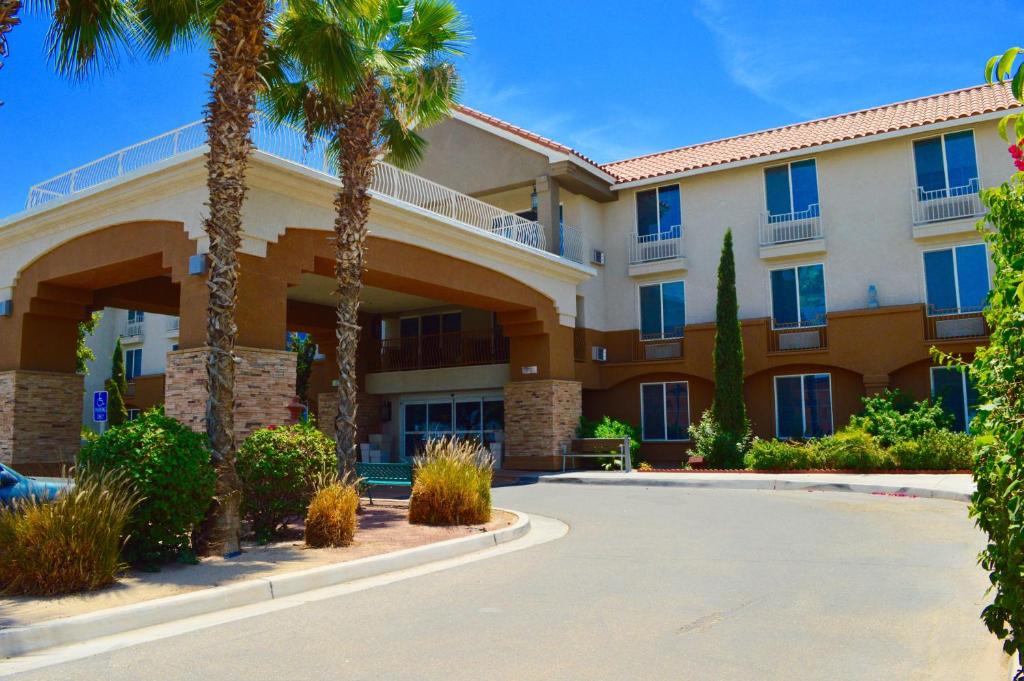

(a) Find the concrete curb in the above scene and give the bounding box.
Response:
[0,508,530,659]
[539,473,972,503]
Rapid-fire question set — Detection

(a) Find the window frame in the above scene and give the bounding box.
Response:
[921,242,991,317]
[124,348,143,381]
[929,366,976,433]
[773,372,834,440]
[911,128,981,196]
[634,184,683,238]
[639,380,692,442]
[762,157,820,221]
[636,280,686,341]
[767,262,828,330]
[399,394,504,459]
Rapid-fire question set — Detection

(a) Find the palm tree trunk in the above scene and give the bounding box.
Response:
[198,0,269,557]
[334,79,383,479]
[0,1,21,77]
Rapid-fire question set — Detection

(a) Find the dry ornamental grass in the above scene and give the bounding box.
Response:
[408,437,493,526]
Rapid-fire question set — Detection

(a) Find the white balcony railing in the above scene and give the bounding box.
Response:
[165,316,180,333]
[628,225,684,264]
[758,205,822,246]
[122,320,144,338]
[559,224,585,264]
[912,179,984,225]
[26,116,550,257]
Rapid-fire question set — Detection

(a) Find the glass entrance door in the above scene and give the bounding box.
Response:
[401,396,504,459]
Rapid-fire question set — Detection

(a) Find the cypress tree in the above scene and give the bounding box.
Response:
[712,229,747,437]
[107,338,129,427]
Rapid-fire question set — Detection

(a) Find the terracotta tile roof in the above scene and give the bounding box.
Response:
[454,105,606,171]
[601,82,1021,184]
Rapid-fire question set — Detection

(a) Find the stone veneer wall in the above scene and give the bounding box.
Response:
[503,379,582,471]
[165,347,297,444]
[0,370,83,475]
[316,391,382,445]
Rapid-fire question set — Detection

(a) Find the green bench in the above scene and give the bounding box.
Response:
[355,462,413,503]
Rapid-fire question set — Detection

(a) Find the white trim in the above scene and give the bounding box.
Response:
[612,110,1009,190]
[921,242,991,316]
[640,380,692,442]
[773,373,834,439]
[636,279,686,340]
[767,262,828,330]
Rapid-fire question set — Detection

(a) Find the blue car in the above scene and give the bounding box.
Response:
[0,463,71,507]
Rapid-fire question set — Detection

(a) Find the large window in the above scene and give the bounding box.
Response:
[770,264,825,328]
[636,184,682,238]
[931,367,980,433]
[639,281,685,340]
[774,373,833,439]
[923,244,989,315]
[402,396,503,458]
[764,159,819,222]
[641,381,690,441]
[124,348,142,381]
[913,130,979,198]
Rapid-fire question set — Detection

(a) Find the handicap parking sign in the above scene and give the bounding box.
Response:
[93,390,108,423]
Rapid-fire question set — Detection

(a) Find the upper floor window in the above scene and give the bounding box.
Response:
[931,367,979,433]
[399,312,462,338]
[923,244,989,315]
[124,348,142,381]
[641,381,690,441]
[127,310,144,324]
[765,159,819,222]
[636,185,681,238]
[639,281,685,340]
[913,130,979,198]
[775,373,833,439]
[770,264,825,328]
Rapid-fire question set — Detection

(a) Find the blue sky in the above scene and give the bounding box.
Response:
[2,0,1023,217]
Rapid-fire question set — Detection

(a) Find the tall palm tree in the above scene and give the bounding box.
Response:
[264,0,468,477]
[45,0,274,555]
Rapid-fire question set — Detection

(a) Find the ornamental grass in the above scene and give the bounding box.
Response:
[0,469,140,596]
[304,473,360,548]
[408,437,492,526]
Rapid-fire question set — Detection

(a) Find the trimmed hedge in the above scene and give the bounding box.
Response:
[810,428,893,471]
[744,438,812,470]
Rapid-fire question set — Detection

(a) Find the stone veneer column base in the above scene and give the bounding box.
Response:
[316,392,382,445]
[0,370,83,475]
[165,347,297,445]
[503,379,582,471]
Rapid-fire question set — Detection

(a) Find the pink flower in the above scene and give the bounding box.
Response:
[267,424,277,431]
[1010,144,1023,160]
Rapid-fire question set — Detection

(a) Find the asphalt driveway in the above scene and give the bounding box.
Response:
[4,484,1003,680]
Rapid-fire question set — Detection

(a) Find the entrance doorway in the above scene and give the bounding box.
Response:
[400,395,504,459]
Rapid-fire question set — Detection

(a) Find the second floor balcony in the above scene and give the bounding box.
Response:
[122,319,144,338]
[758,204,822,247]
[912,179,983,226]
[627,225,685,272]
[767,320,828,353]
[373,330,509,372]
[924,306,989,341]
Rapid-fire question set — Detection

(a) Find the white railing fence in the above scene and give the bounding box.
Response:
[559,224,585,264]
[165,316,180,333]
[758,205,822,246]
[122,320,144,338]
[26,115,552,258]
[628,225,683,264]
[912,179,984,225]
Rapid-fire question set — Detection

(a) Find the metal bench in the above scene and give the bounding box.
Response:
[561,437,632,472]
[355,462,413,503]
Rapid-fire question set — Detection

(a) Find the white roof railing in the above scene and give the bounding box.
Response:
[25,115,549,256]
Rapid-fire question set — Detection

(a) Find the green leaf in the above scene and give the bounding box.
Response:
[998,48,1022,81]
[986,54,1000,83]
[1013,64,1024,102]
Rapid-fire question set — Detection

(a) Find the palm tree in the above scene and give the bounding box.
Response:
[44,0,274,555]
[264,0,468,477]
[0,1,20,65]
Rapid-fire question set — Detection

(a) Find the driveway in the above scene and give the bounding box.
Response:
[4,485,1003,680]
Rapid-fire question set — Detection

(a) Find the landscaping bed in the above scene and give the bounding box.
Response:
[639,468,971,474]
[0,501,515,630]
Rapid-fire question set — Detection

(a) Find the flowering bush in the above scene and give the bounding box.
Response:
[1010,143,1024,172]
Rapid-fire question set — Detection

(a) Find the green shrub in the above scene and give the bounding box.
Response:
[810,428,892,470]
[0,469,140,595]
[743,438,813,470]
[78,410,215,564]
[237,424,337,542]
[305,479,359,548]
[409,437,492,526]
[690,409,751,469]
[577,416,641,469]
[890,429,975,470]
[849,389,954,446]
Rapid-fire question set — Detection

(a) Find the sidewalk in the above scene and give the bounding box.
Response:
[538,470,975,502]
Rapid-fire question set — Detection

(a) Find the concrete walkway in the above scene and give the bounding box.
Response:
[539,470,975,502]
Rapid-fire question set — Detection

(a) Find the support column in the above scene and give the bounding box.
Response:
[0,370,83,475]
[535,174,561,256]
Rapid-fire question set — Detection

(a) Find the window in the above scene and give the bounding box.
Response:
[639,281,685,340]
[641,382,690,441]
[636,185,682,238]
[171,344,179,352]
[402,397,503,458]
[913,130,979,198]
[127,310,144,324]
[126,409,141,421]
[923,244,989,315]
[774,374,833,439]
[931,367,980,433]
[124,348,142,380]
[764,159,819,221]
[770,264,826,328]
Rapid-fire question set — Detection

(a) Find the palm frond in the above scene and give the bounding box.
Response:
[135,0,214,57]
[399,0,468,56]
[275,0,360,100]
[379,116,426,169]
[46,0,139,78]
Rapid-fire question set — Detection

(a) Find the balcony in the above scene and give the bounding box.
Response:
[628,328,685,362]
[121,320,144,339]
[374,330,509,372]
[627,226,686,276]
[758,205,824,259]
[767,320,828,353]
[560,224,586,265]
[925,307,989,342]
[911,180,985,240]
[165,316,180,334]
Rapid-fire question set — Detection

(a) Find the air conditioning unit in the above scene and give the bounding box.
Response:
[591,249,606,265]
[592,346,608,362]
